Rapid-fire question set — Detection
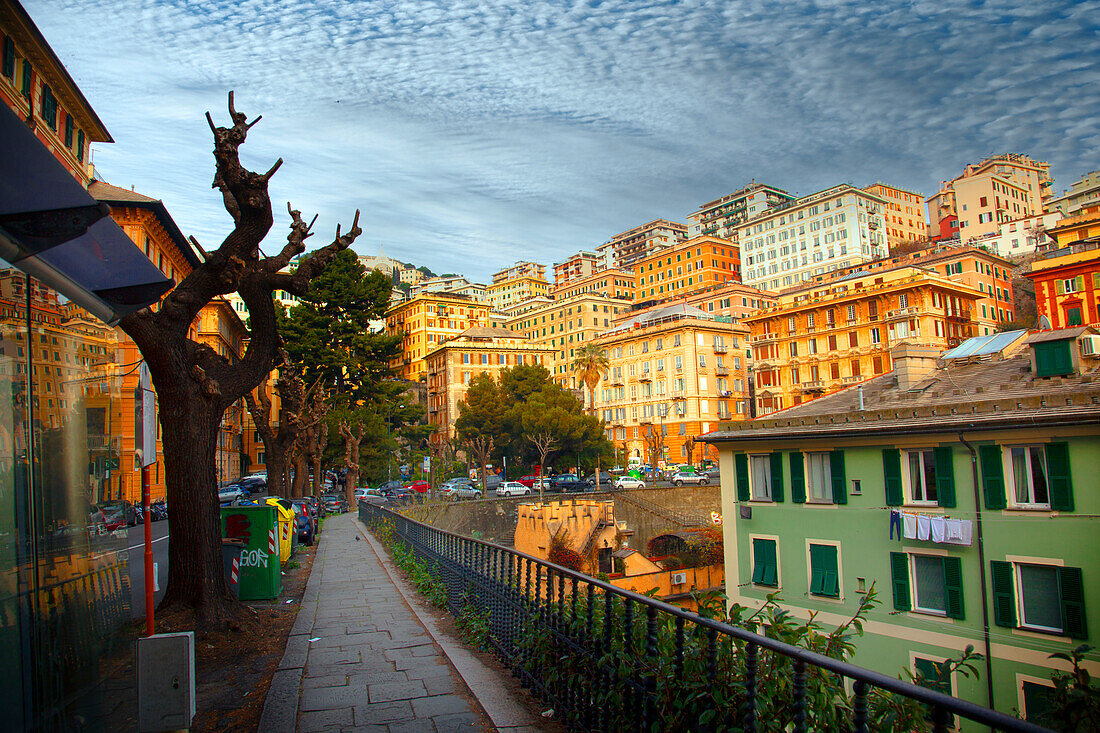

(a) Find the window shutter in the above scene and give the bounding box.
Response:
[830,450,847,504]
[789,452,805,504]
[809,545,827,595]
[752,538,777,586]
[943,556,964,619]
[735,453,749,502]
[1056,280,1065,295]
[882,449,903,506]
[979,445,1006,509]
[2,36,14,79]
[890,552,910,611]
[990,561,1016,627]
[770,452,784,503]
[1059,567,1087,639]
[1075,275,1084,292]
[934,447,956,508]
[1045,442,1074,512]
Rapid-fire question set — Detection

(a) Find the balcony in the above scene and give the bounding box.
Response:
[610,375,625,386]
[715,366,729,376]
[638,372,652,382]
[886,306,922,320]
[716,410,732,420]
[713,344,728,354]
[842,375,863,384]
[752,332,780,344]
[801,380,827,391]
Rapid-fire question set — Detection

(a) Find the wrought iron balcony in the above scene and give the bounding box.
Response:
[715,366,730,376]
[713,344,728,354]
[359,503,1044,733]
[886,306,922,320]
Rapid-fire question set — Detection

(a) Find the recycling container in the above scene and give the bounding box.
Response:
[220,505,281,600]
[265,497,295,564]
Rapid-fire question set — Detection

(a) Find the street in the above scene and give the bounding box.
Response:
[125,519,170,619]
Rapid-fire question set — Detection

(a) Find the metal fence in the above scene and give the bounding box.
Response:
[360,502,1048,732]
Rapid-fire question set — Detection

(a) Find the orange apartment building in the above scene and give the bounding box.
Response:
[1045,205,1100,248]
[863,182,929,248]
[593,304,750,467]
[671,280,776,323]
[553,250,603,284]
[424,327,555,444]
[744,266,984,415]
[386,292,493,381]
[804,242,1016,335]
[550,267,635,301]
[597,219,688,269]
[1026,239,1100,329]
[632,235,741,304]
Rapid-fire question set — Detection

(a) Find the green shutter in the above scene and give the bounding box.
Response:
[770,452,784,503]
[1034,341,1074,377]
[3,36,14,79]
[943,556,965,620]
[934,447,956,508]
[1059,567,1087,639]
[830,450,847,504]
[810,544,839,597]
[752,538,777,587]
[789,452,805,504]
[890,552,911,611]
[735,453,749,502]
[64,113,73,147]
[882,449,903,506]
[21,58,30,97]
[979,445,1006,510]
[990,561,1016,627]
[1045,442,1074,512]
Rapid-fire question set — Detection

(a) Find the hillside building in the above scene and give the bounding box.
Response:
[596,219,688,270]
[1026,240,1100,329]
[386,293,493,381]
[632,235,742,305]
[863,182,929,248]
[687,182,796,240]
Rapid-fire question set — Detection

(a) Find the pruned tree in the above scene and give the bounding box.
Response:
[244,349,306,498]
[117,93,362,622]
[525,431,556,500]
[685,434,698,468]
[466,435,495,492]
[339,418,367,506]
[644,424,665,469]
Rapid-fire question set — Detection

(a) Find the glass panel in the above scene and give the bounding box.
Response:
[1019,565,1061,631]
[913,555,946,613]
[907,452,922,500]
[922,450,937,502]
[1011,447,1028,504]
[750,456,770,500]
[807,453,831,501]
[1028,447,1049,505]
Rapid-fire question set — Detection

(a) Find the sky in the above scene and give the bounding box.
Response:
[26,0,1100,282]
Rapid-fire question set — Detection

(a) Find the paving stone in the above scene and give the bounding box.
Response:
[411,695,472,719]
[366,680,428,704]
[385,720,436,733]
[422,676,460,696]
[352,700,416,725]
[403,662,451,680]
[300,685,371,712]
[432,712,485,732]
[300,673,350,690]
[297,707,354,732]
[277,633,310,670]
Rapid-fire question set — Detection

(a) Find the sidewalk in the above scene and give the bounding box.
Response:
[260,512,544,733]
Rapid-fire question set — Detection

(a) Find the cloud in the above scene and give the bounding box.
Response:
[25,0,1100,279]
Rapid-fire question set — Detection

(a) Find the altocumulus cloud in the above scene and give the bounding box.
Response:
[25,0,1100,279]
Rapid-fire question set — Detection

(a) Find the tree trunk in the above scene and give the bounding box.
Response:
[292,454,308,498]
[311,424,326,498]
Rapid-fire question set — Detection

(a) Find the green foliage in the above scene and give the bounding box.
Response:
[455,364,614,469]
[1036,644,1100,731]
[387,531,447,608]
[456,603,491,650]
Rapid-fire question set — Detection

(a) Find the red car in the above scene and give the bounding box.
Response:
[516,475,538,488]
[405,480,430,494]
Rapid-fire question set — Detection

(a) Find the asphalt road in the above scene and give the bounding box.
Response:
[125,519,170,619]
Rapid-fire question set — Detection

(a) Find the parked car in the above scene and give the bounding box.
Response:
[484,473,503,490]
[495,481,531,497]
[585,471,614,489]
[218,484,249,503]
[551,474,589,492]
[290,501,315,545]
[405,480,430,494]
[95,500,136,529]
[516,475,538,488]
[441,483,482,500]
[377,480,406,493]
[670,471,710,486]
[237,475,267,493]
[322,494,349,513]
[613,476,646,490]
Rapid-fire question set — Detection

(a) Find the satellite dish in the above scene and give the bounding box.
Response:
[1038,314,1052,330]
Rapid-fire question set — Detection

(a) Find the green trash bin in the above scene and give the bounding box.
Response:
[221,505,282,600]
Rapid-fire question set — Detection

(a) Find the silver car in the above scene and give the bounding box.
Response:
[441,483,482,500]
[670,471,710,486]
[496,481,531,497]
[613,476,646,490]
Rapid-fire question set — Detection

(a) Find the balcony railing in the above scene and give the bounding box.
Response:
[886,306,922,320]
[713,344,728,354]
[359,504,1044,733]
[715,366,730,376]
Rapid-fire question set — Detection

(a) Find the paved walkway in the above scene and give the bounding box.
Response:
[260,512,542,733]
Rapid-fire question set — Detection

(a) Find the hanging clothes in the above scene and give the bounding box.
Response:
[930,515,947,543]
[944,518,973,546]
[890,510,902,540]
[916,513,932,541]
[902,512,918,540]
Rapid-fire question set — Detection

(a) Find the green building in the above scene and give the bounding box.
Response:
[703,328,1099,728]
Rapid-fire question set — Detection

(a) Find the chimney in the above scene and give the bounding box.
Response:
[891,344,941,390]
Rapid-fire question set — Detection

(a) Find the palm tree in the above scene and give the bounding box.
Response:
[571,343,609,414]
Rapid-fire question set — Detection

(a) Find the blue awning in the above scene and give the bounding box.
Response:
[0,102,172,325]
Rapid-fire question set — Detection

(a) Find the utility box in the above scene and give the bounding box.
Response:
[265,497,295,564]
[137,632,196,732]
[221,505,281,600]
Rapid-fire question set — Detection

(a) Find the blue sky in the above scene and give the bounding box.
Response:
[27,0,1100,281]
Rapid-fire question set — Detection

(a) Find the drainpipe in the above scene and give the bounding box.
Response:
[958,430,995,714]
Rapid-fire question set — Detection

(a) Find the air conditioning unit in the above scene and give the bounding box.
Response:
[1082,335,1100,356]
[671,571,687,585]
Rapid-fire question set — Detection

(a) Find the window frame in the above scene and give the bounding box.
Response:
[903,448,939,505]
[807,541,841,598]
[910,553,949,616]
[1016,563,1064,634]
[805,452,833,503]
[749,454,772,501]
[1003,445,1051,510]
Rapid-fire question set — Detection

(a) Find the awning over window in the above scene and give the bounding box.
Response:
[0,102,172,325]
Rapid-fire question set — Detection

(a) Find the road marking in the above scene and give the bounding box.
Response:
[126,535,170,552]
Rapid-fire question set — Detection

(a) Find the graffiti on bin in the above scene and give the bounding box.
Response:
[240,548,269,568]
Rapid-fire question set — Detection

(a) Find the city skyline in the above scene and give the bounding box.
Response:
[27,0,1100,281]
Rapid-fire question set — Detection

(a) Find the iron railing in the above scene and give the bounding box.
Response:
[360,503,1047,733]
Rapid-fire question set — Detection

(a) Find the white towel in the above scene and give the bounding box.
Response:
[930,516,947,543]
[945,518,964,541]
[902,512,917,539]
[916,514,931,541]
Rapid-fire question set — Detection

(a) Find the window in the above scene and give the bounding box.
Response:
[2,36,15,79]
[1006,445,1050,508]
[698,353,706,367]
[1021,681,1054,724]
[806,452,832,502]
[914,658,951,696]
[1033,340,1073,376]
[991,561,1086,637]
[751,538,778,586]
[891,552,964,618]
[40,83,57,130]
[809,544,839,597]
[912,555,949,615]
[905,449,938,504]
[750,454,772,500]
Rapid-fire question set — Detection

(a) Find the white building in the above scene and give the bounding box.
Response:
[410,275,487,302]
[969,212,1061,258]
[737,184,889,291]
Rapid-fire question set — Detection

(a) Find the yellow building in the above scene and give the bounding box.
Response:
[1026,239,1100,329]
[514,499,623,575]
[1045,205,1100,248]
[493,261,546,283]
[553,250,603,285]
[505,293,632,390]
[744,266,983,415]
[593,303,751,467]
[663,279,775,324]
[425,327,555,443]
[386,293,493,381]
[863,182,929,248]
[632,235,742,304]
[550,267,635,302]
[486,275,550,311]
